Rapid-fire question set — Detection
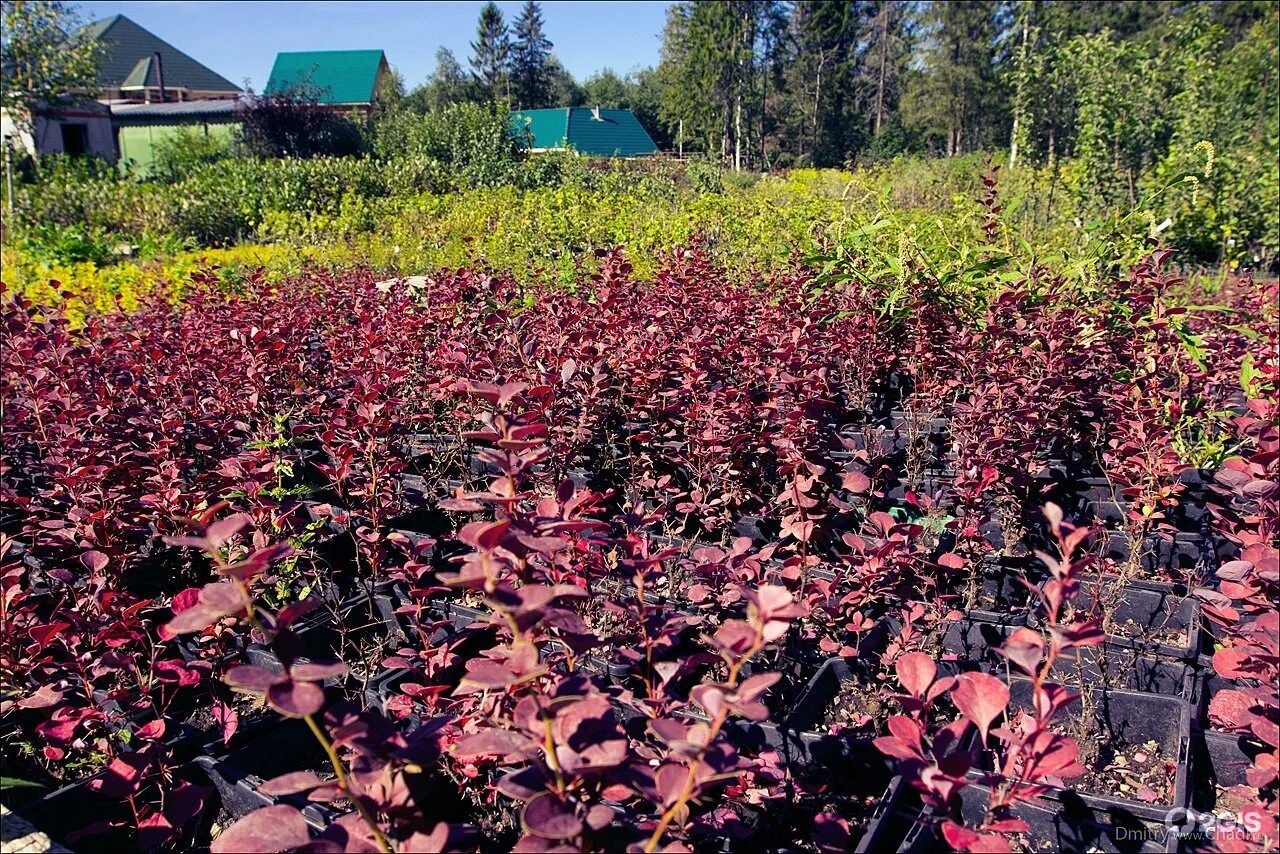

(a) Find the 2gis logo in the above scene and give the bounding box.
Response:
[1164,807,1266,842]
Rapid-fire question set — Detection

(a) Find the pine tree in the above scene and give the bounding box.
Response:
[902,1,1008,156]
[782,1,865,167]
[657,1,774,168]
[862,1,912,140]
[470,1,511,102]
[511,0,554,108]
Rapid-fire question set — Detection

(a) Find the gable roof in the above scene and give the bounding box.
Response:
[264,50,387,105]
[81,14,241,94]
[511,108,659,157]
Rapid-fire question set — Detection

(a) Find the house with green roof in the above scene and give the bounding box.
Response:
[511,107,659,157]
[81,14,242,103]
[2,14,240,164]
[265,50,391,112]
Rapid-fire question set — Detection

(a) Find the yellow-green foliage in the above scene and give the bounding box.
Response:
[1,245,295,324]
[5,149,1257,320]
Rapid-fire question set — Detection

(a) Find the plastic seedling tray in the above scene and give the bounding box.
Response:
[998,679,1192,822]
[193,718,336,829]
[906,781,1179,853]
[962,556,1038,625]
[1075,470,1213,535]
[783,658,965,770]
[1094,531,1230,583]
[937,619,1197,700]
[1193,729,1267,801]
[1049,577,1201,660]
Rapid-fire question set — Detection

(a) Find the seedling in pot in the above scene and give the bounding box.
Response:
[875,503,1106,850]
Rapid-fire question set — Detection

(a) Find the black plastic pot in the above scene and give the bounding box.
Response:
[962,557,1038,624]
[782,658,965,770]
[1195,729,1265,795]
[363,667,419,721]
[1093,531,1231,585]
[851,775,916,854]
[1075,471,1213,536]
[1049,577,1201,660]
[937,619,1198,701]
[906,783,1179,853]
[999,680,1192,822]
[732,514,780,544]
[243,587,404,678]
[194,718,335,830]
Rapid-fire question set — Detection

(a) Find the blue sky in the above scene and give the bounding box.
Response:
[78,1,672,92]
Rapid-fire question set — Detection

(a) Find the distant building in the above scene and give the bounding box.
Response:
[1,100,114,161]
[264,50,391,114]
[2,14,241,164]
[511,107,659,157]
[82,14,242,103]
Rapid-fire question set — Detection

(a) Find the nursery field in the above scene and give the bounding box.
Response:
[2,222,1277,853]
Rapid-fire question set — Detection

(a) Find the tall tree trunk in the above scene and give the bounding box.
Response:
[874,3,888,135]
[1010,13,1029,167]
[812,51,826,164]
[734,96,742,172]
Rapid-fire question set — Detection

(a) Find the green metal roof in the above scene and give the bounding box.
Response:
[510,108,659,157]
[80,14,241,93]
[264,50,387,105]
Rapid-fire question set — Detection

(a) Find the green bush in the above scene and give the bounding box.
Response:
[16,222,114,266]
[150,127,234,183]
[374,102,526,191]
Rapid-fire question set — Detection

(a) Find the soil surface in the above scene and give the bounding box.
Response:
[1109,617,1188,648]
[1075,737,1177,804]
[821,682,885,735]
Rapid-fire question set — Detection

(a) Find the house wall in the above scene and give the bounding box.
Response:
[1,110,117,161]
[116,121,239,175]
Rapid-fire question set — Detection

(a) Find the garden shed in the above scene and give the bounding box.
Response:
[511,107,659,157]
[112,99,241,175]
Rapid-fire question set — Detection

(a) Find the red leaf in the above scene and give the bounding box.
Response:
[135,718,167,741]
[1213,647,1253,680]
[259,771,332,797]
[454,729,529,759]
[206,514,251,548]
[995,628,1044,677]
[225,665,286,693]
[267,680,325,717]
[171,588,201,614]
[211,805,311,853]
[840,470,871,493]
[521,792,583,840]
[895,652,937,699]
[17,684,63,709]
[1209,689,1255,730]
[951,673,1009,744]
[164,604,221,635]
[212,700,239,746]
[289,661,347,682]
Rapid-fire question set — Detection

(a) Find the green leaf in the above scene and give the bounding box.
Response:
[1,776,45,792]
[1240,353,1260,397]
